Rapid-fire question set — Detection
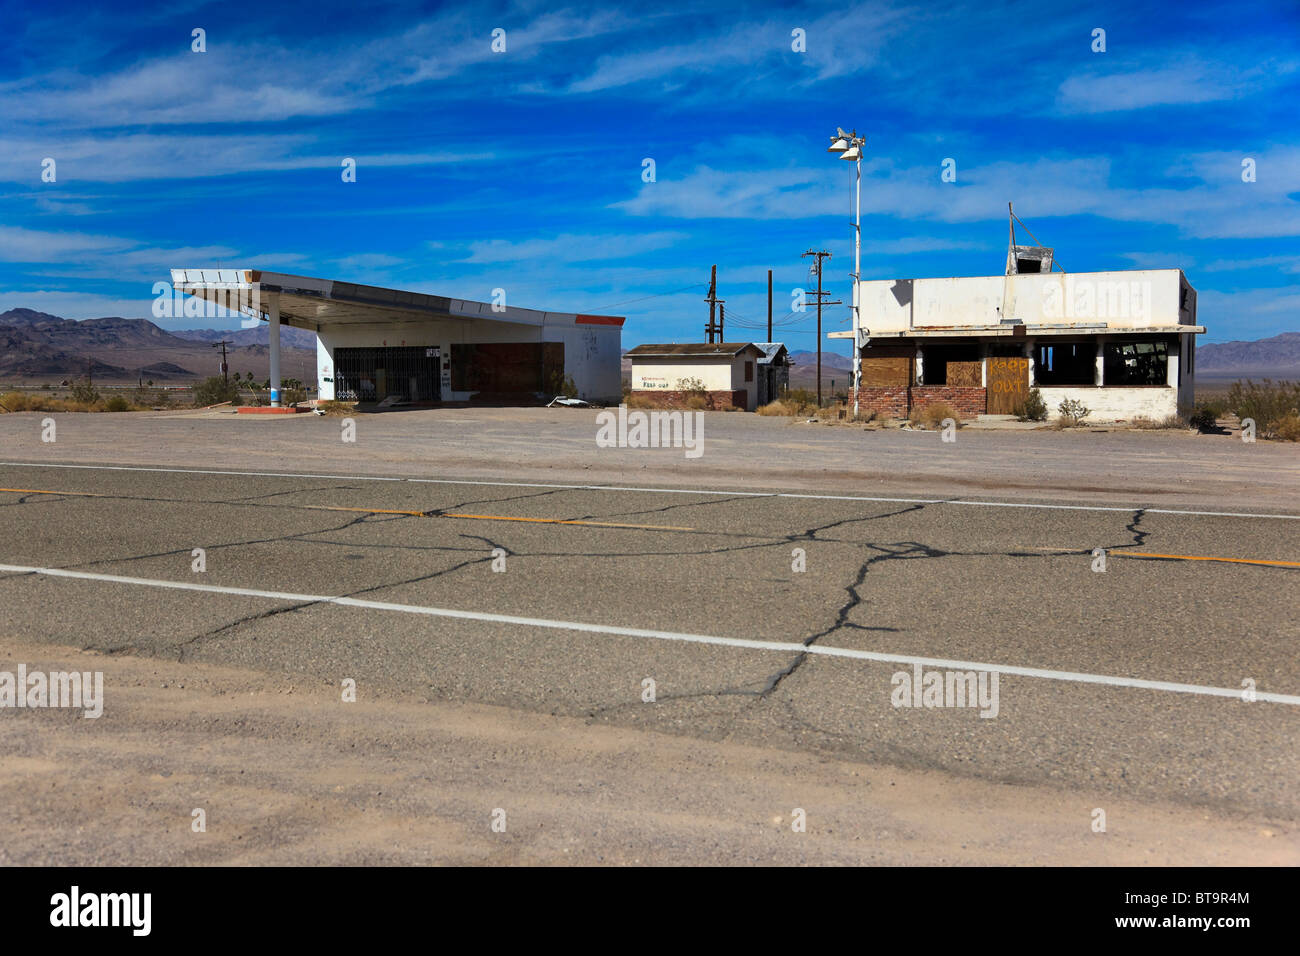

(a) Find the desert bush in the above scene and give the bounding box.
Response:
[70,377,99,405]
[1130,415,1185,430]
[758,398,820,417]
[1013,388,1048,421]
[676,376,707,396]
[104,395,130,412]
[1274,414,1300,442]
[1,391,29,411]
[192,376,242,407]
[910,401,957,428]
[684,394,708,410]
[1056,397,1089,426]
[281,387,308,406]
[624,393,656,409]
[315,400,355,417]
[1196,396,1228,419]
[1187,406,1219,432]
[1226,379,1300,439]
[547,369,577,398]
[781,388,816,407]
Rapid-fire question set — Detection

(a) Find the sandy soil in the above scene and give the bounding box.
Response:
[1,639,1293,866]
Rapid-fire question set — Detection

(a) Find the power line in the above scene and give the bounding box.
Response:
[584,283,708,312]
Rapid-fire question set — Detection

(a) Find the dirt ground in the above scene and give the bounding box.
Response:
[1,639,1294,866]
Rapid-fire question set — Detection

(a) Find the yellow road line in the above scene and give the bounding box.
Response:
[0,489,693,531]
[1109,551,1300,569]
[308,505,427,517]
[313,506,694,530]
[443,512,695,531]
[0,487,107,497]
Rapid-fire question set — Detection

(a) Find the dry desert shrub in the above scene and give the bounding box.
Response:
[1129,415,1186,429]
[909,401,957,428]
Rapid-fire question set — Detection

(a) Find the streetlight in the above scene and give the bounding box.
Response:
[827,127,865,418]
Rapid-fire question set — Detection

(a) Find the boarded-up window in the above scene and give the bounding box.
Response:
[860,357,911,385]
[744,361,753,382]
[947,361,982,387]
[450,342,563,393]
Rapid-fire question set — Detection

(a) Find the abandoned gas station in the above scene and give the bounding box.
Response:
[169,269,624,407]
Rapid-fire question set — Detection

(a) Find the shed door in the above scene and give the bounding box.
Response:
[986,356,1029,414]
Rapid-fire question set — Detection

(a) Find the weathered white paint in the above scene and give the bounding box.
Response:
[860,269,1197,334]
[630,353,760,410]
[316,317,621,403]
[1040,386,1178,422]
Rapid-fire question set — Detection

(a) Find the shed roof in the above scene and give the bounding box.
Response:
[753,342,790,364]
[625,343,761,358]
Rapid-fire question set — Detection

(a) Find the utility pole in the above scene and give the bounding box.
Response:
[703,265,724,343]
[802,250,841,406]
[767,269,773,342]
[212,339,232,385]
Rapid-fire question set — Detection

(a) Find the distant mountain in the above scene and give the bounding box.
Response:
[788,349,852,370]
[172,325,318,350]
[1196,332,1300,378]
[0,309,314,383]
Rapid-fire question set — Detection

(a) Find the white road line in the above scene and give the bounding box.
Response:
[2,562,1296,706]
[0,460,1296,520]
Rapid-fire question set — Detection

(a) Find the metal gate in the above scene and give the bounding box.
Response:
[334,347,440,403]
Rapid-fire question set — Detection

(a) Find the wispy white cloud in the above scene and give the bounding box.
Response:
[0,132,488,184]
[455,231,687,263]
[613,139,1300,239]
[1055,61,1275,113]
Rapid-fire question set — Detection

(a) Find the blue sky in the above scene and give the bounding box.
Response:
[0,0,1297,352]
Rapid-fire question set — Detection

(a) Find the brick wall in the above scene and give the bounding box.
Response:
[852,386,986,419]
[852,386,908,418]
[908,386,986,419]
[630,389,746,411]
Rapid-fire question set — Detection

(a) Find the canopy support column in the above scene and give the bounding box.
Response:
[269,299,282,407]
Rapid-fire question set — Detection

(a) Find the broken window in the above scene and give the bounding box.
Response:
[1034,341,1094,386]
[1104,340,1168,387]
[920,343,979,386]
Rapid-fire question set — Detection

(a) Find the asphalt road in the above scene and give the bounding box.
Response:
[1,453,1296,826]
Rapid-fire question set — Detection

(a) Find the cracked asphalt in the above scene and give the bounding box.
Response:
[0,408,1296,863]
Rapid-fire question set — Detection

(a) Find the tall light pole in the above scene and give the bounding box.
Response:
[827,127,865,418]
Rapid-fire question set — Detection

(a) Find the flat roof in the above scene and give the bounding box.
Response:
[626,343,761,358]
[169,268,624,333]
[830,325,1206,339]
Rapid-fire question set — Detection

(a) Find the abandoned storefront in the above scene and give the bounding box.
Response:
[833,264,1203,421]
